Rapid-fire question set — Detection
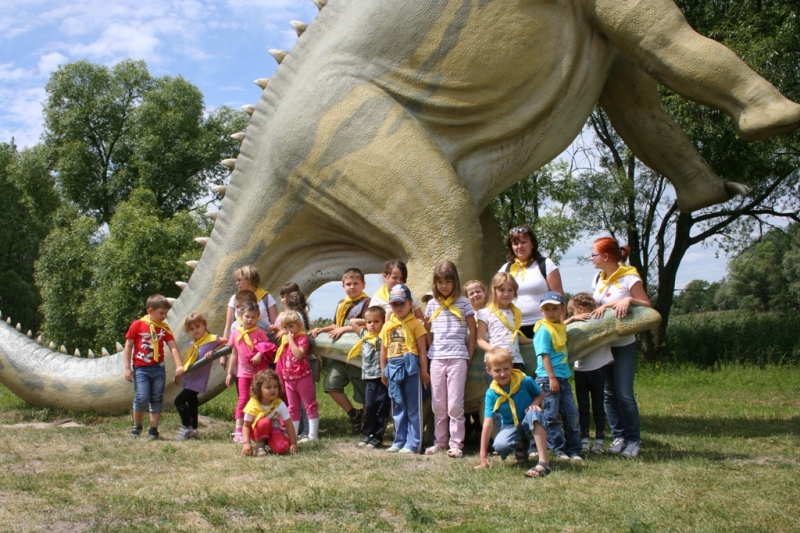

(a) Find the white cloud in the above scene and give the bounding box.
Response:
[37,52,68,76]
[0,86,47,148]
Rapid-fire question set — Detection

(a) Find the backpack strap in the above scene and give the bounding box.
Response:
[505,257,550,290]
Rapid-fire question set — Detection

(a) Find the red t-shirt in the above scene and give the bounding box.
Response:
[125,319,175,367]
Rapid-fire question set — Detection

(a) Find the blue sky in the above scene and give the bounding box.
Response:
[1,0,729,319]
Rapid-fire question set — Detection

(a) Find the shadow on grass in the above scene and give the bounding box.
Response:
[642,415,800,439]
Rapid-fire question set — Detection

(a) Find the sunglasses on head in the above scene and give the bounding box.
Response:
[509,226,530,235]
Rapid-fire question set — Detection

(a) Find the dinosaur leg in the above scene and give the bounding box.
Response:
[589,0,800,141]
[599,53,748,213]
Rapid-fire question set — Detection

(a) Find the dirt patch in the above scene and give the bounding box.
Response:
[48,521,90,533]
[8,460,45,473]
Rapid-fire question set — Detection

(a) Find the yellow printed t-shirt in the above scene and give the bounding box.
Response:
[380,317,427,359]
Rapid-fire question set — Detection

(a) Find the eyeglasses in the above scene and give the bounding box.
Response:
[590,253,601,258]
[509,227,530,235]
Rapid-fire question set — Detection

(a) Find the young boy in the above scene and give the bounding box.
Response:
[475,347,550,477]
[533,291,582,461]
[350,306,389,449]
[566,293,612,454]
[380,284,430,454]
[311,268,370,433]
[123,294,185,440]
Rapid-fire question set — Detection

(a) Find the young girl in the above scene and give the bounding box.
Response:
[464,279,488,313]
[476,272,532,384]
[173,313,226,440]
[370,259,424,321]
[223,265,278,339]
[565,293,611,455]
[275,310,319,442]
[242,369,298,456]
[423,262,476,458]
[226,301,276,443]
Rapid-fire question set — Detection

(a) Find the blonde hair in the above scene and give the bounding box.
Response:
[234,265,261,287]
[567,292,597,315]
[280,310,303,329]
[463,279,487,295]
[484,347,513,369]
[183,312,207,332]
[488,272,518,305]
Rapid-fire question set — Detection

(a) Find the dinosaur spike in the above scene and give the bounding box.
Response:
[166,297,177,305]
[230,132,245,144]
[176,281,188,290]
[115,342,124,352]
[186,260,199,270]
[312,0,328,10]
[205,210,219,221]
[194,237,209,247]
[269,49,287,65]
[87,349,95,359]
[0,309,3,318]
[221,158,236,170]
[253,78,270,90]
[36,335,43,344]
[49,341,55,350]
[59,345,67,354]
[15,323,21,331]
[242,104,255,116]
[5,317,10,324]
[26,330,32,338]
[101,347,110,357]
[74,348,81,357]
[212,185,227,197]
[290,21,308,36]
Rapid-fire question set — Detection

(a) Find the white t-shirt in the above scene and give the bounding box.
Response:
[228,293,276,328]
[499,258,558,326]
[592,272,642,347]
[476,307,523,364]
[574,344,614,372]
[370,290,421,317]
[242,400,290,423]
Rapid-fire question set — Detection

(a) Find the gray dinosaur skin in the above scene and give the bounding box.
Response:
[2,0,797,412]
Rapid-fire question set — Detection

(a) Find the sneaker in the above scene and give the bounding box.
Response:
[298,435,317,444]
[174,426,191,441]
[424,445,446,455]
[581,438,590,453]
[621,441,641,459]
[297,433,309,441]
[570,454,583,462]
[130,424,142,438]
[357,436,371,447]
[254,445,267,457]
[398,448,416,454]
[147,427,159,441]
[555,452,570,461]
[386,445,401,453]
[365,438,382,449]
[233,432,244,444]
[591,439,605,454]
[608,438,627,455]
[187,429,199,439]
[447,448,463,458]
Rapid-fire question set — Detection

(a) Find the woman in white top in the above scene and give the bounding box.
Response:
[589,236,651,459]
[498,225,564,338]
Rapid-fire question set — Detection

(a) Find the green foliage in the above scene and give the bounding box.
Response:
[671,279,721,314]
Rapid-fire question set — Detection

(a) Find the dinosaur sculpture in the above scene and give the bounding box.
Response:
[1,0,799,413]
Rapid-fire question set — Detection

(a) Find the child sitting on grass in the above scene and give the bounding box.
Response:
[475,347,550,477]
[242,369,298,456]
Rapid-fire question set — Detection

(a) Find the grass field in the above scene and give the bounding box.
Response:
[1,363,798,532]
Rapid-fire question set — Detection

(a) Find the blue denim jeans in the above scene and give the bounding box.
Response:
[133,364,166,414]
[600,342,640,442]
[536,376,582,456]
[492,409,548,460]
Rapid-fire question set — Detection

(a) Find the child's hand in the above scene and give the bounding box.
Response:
[172,376,180,385]
[124,368,133,382]
[242,442,253,456]
[474,457,492,470]
[591,306,607,319]
[420,370,431,389]
[310,328,321,338]
[251,352,262,365]
[225,374,233,387]
[549,377,560,394]
[289,444,299,455]
[526,404,542,412]
[381,375,388,387]
[566,312,591,324]
[219,356,227,368]
[328,327,347,340]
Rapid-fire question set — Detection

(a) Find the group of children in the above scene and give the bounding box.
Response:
[123,259,616,475]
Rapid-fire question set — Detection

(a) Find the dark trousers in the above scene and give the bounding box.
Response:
[363,378,390,441]
[175,389,199,429]
[574,368,606,440]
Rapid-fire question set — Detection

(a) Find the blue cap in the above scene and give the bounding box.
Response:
[389,284,413,303]
[540,291,565,307]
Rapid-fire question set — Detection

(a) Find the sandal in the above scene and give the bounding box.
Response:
[447,447,463,458]
[525,461,551,478]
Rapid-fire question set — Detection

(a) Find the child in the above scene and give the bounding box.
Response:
[311,268,370,434]
[275,310,319,442]
[242,369,298,456]
[423,261,476,458]
[219,289,265,371]
[476,273,531,382]
[349,306,389,449]
[223,265,278,339]
[123,294,185,439]
[533,291,582,461]
[475,347,550,478]
[173,313,226,440]
[463,279,487,313]
[380,284,430,454]
[226,301,276,443]
[566,293,612,454]
[370,259,424,320]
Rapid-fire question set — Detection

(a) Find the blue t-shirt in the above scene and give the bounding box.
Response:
[483,376,542,426]
[534,326,571,379]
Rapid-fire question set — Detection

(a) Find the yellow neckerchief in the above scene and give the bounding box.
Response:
[596,265,640,295]
[375,284,391,303]
[533,319,567,354]
[254,287,269,302]
[488,303,527,342]
[140,315,172,362]
[236,325,258,350]
[429,295,464,323]
[490,369,526,426]
[347,331,380,361]
[335,293,369,327]
[246,396,283,427]
[509,258,532,281]
[381,313,417,354]
[182,332,218,371]
[274,330,306,364]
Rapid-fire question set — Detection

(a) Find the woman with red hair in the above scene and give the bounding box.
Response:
[589,236,651,459]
